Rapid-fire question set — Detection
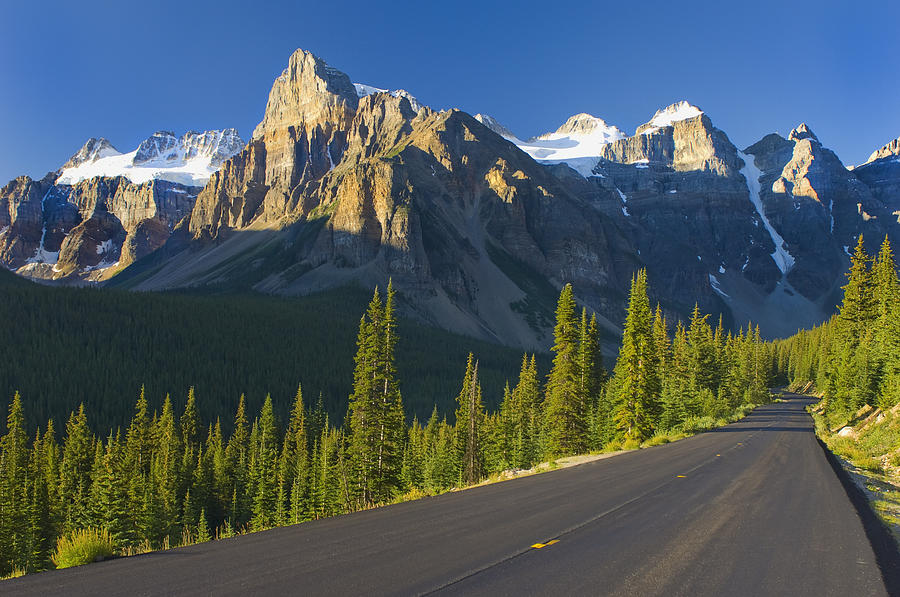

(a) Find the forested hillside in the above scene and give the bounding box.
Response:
[776,236,900,421]
[0,278,545,431]
[0,271,777,576]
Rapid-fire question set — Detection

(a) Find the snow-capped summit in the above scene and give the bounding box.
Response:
[62,138,121,170]
[57,129,245,187]
[535,113,626,143]
[353,83,423,112]
[640,101,703,135]
[509,113,626,177]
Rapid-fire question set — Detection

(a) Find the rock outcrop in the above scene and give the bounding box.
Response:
[1,125,241,279]
[854,136,900,226]
[867,136,900,163]
[745,124,893,300]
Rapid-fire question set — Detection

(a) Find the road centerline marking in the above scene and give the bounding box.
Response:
[531,539,559,549]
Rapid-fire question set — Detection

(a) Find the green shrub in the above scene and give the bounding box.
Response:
[644,434,670,447]
[681,416,716,434]
[622,438,641,450]
[52,528,115,569]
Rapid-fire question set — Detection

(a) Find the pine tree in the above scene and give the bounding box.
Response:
[225,395,250,529]
[251,395,278,531]
[837,236,875,349]
[650,305,669,426]
[279,385,308,525]
[347,285,405,506]
[94,431,134,548]
[152,395,182,544]
[59,404,95,534]
[872,236,900,406]
[455,354,485,485]
[196,508,211,544]
[686,304,717,395]
[576,310,604,440]
[544,284,588,456]
[181,387,200,452]
[25,426,54,571]
[0,393,29,574]
[400,418,425,491]
[613,270,659,442]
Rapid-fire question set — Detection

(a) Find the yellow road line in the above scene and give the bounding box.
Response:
[676,475,686,478]
[531,539,559,549]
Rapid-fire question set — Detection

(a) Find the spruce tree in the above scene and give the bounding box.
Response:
[251,395,278,531]
[0,393,28,574]
[225,395,250,529]
[455,354,485,485]
[872,236,900,405]
[837,236,875,349]
[59,404,95,533]
[347,285,404,506]
[544,284,588,456]
[613,270,658,442]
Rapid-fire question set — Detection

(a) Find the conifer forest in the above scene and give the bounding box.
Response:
[1,237,898,577]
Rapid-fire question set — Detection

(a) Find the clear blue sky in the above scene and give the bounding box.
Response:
[1,0,897,184]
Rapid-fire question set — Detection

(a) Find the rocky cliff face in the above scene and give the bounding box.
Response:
[119,49,636,347]
[104,50,900,345]
[0,173,201,279]
[853,137,900,226]
[744,124,895,301]
[867,136,900,163]
[579,105,784,325]
[0,125,241,280]
[3,47,899,347]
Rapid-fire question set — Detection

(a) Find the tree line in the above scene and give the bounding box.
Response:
[0,276,776,576]
[776,236,899,425]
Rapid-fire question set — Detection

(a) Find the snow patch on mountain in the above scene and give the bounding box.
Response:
[57,129,244,187]
[740,151,795,274]
[709,273,730,299]
[508,114,626,177]
[641,101,703,135]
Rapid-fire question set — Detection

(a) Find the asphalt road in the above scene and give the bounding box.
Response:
[6,395,895,596]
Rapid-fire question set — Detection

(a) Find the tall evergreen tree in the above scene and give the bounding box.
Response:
[347,284,405,506]
[225,395,250,528]
[613,270,659,442]
[872,237,900,405]
[455,354,485,485]
[59,404,95,534]
[544,284,588,456]
[251,395,279,531]
[0,393,29,574]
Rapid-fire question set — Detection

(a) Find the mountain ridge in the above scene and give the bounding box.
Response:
[2,47,898,348]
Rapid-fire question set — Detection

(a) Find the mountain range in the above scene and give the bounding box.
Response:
[1,48,897,348]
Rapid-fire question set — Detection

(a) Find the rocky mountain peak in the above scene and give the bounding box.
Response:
[62,138,121,169]
[866,136,900,163]
[538,113,625,141]
[179,129,245,167]
[789,123,819,143]
[252,48,359,139]
[636,101,703,135]
[473,114,517,139]
[353,84,424,113]
[56,129,244,187]
[134,131,179,163]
